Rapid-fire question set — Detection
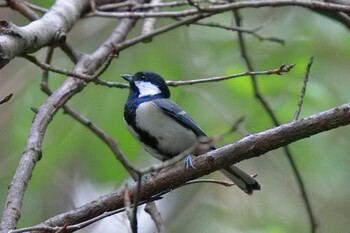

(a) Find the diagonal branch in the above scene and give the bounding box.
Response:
[36,102,350,229]
[0,17,136,233]
[232,10,317,233]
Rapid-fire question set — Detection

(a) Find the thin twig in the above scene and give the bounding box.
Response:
[131,174,143,233]
[194,21,284,44]
[94,49,118,79]
[22,54,93,81]
[96,0,206,11]
[211,116,245,142]
[232,10,317,233]
[23,53,127,87]
[86,0,350,18]
[63,104,140,177]
[166,64,294,86]
[124,183,137,233]
[96,64,293,88]
[183,175,258,187]
[94,79,129,88]
[144,202,166,233]
[40,47,55,93]
[293,57,314,121]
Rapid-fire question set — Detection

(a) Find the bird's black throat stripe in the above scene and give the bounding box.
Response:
[124,99,174,160]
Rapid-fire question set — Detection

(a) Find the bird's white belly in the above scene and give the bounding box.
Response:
[135,101,197,158]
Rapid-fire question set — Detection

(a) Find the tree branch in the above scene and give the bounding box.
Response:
[232,10,317,233]
[0,0,88,68]
[35,103,350,229]
[87,0,350,18]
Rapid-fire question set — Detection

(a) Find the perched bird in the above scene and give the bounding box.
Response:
[122,71,261,195]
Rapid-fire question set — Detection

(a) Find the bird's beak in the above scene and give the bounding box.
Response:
[121,74,133,82]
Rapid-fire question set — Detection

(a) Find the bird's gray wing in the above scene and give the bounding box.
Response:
[152,98,207,137]
[153,99,260,194]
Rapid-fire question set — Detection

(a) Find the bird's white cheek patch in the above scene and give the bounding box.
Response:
[135,81,161,98]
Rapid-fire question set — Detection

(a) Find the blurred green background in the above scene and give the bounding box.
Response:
[1,1,350,233]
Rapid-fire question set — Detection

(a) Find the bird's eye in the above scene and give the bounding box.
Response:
[141,75,147,81]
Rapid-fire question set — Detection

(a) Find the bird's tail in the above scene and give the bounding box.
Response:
[220,165,261,195]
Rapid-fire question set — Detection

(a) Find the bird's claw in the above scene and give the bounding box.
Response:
[184,155,195,170]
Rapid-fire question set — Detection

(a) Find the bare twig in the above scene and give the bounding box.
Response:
[95,64,293,88]
[185,178,234,187]
[96,0,206,11]
[124,184,137,233]
[144,202,166,233]
[183,174,258,187]
[211,116,245,142]
[166,64,294,86]
[65,105,140,175]
[94,79,129,88]
[22,54,93,81]
[232,10,317,233]
[131,174,143,233]
[39,47,55,93]
[23,51,119,83]
[194,21,284,44]
[293,57,314,121]
[93,49,118,79]
[22,53,293,90]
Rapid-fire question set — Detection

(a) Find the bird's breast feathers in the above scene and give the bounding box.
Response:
[132,101,197,158]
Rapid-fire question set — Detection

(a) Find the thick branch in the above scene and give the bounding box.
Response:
[0,0,88,68]
[38,103,350,229]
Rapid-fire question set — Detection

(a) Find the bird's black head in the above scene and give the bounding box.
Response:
[121,71,171,99]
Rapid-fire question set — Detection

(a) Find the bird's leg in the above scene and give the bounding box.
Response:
[184,155,196,170]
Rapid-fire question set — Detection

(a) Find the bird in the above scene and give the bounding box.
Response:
[121,71,261,195]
